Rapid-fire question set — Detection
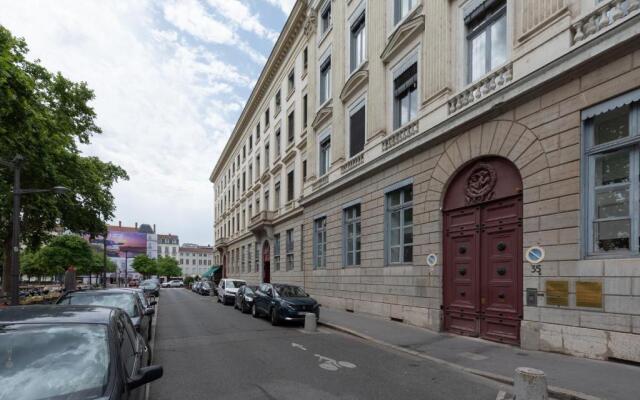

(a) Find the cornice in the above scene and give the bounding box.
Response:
[311,100,333,130]
[210,1,308,183]
[381,8,425,64]
[340,62,369,103]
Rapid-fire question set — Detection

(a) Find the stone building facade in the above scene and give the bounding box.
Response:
[210,0,640,362]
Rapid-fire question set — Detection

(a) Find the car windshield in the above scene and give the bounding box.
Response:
[0,324,109,400]
[245,286,257,295]
[140,281,156,288]
[276,286,308,297]
[226,280,245,289]
[59,292,138,317]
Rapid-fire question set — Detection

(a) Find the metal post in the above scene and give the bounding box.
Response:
[124,251,128,287]
[103,231,107,288]
[10,155,23,306]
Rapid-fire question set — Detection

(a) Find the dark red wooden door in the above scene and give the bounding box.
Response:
[443,158,522,345]
[262,241,271,283]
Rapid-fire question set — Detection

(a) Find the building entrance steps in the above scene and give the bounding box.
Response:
[318,307,638,400]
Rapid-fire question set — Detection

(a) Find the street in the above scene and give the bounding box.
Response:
[149,289,504,400]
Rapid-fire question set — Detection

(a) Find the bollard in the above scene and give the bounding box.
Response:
[304,312,317,332]
[514,367,548,400]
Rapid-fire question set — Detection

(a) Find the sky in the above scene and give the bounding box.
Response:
[0,0,294,245]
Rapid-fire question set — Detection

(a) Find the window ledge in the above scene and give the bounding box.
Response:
[340,152,364,174]
[448,62,513,115]
[312,174,329,190]
[382,119,419,152]
[571,0,639,45]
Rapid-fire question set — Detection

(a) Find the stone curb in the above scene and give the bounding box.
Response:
[318,320,601,400]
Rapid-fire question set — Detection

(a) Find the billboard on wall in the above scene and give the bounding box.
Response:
[87,230,157,277]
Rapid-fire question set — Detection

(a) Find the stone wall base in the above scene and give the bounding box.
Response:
[521,321,640,363]
[317,295,441,331]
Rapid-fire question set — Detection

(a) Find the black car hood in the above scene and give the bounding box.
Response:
[280,297,317,306]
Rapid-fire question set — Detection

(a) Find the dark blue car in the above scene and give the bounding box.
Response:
[252,283,320,325]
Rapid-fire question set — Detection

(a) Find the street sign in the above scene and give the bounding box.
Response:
[525,246,545,265]
[426,253,438,267]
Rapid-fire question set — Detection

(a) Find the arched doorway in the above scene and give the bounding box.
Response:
[442,156,523,345]
[262,241,271,283]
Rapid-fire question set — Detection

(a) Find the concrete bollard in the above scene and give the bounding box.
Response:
[514,367,548,400]
[304,312,317,332]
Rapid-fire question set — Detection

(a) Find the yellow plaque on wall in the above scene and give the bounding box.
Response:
[546,280,569,306]
[576,281,603,308]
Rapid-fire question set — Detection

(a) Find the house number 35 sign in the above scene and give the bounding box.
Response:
[525,246,545,276]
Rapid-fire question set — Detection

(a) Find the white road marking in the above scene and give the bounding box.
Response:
[314,354,357,371]
[292,342,307,351]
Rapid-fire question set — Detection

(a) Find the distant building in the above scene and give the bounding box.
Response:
[179,244,214,277]
[157,234,179,261]
[97,221,158,281]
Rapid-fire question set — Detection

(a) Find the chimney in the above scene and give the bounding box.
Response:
[153,224,156,233]
[118,221,122,227]
[135,222,138,229]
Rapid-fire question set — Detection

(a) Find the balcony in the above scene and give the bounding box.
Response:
[215,237,229,251]
[341,153,364,175]
[382,120,419,152]
[571,0,639,45]
[249,210,276,236]
[448,63,513,115]
[312,174,329,190]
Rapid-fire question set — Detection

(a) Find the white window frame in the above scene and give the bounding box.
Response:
[318,47,332,108]
[390,48,419,131]
[581,92,640,258]
[347,0,367,74]
[286,228,294,271]
[317,128,332,176]
[347,95,367,159]
[384,179,414,265]
[391,0,419,30]
[464,0,508,84]
[318,0,332,39]
[313,216,327,269]
[274,233,281,271]
[343,202,362,267]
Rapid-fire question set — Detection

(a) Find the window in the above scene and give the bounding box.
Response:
[264,189,270,211]
[256,196,261,213]
[256,123,260,140]
[275,90,282,114]
[393,62,418,129]
[274,233,281,271]
[344,204,361,266]
[288,111,295,144]
[319,135,331,176]
[286,229,294,271]
[249,136,253,151]
[349,101,366,157]
[302,159,308,182]
[256,155,261,179]
[255,243,260,272]
[320,1,332,35]
[303,94,308,128]
[247,244,251,273]
[242,172,246,192]
[264,109,270,128]
[242,209,246,229]
[466,1,506,83]
[350,10,366,72]
[288,69,295,94]
[394,0,417,24]
[314,217,327,269]
[248,164,253,185]
[584,97,640,256]
[303,47,308,73]
[275,128,281,158]
[275,181,281,209]
[287,170,295,201]
[243,146,246,161]
[386,185,413,264]
[265,142,270,167]
[320,56,332,104]
[248,203,252,218]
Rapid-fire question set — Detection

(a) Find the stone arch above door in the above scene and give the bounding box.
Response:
[426,120,551,209]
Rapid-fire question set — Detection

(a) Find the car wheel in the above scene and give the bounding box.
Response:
[252,304,259,318]
[270,308,279,326]
[217,296,221,303]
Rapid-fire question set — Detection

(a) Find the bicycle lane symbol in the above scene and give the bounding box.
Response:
[314,354,357,371]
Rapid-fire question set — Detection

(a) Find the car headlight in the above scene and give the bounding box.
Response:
[245,295,253,301]
[283,301,296,310]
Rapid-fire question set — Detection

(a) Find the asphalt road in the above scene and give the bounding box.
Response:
[149,288,504,400]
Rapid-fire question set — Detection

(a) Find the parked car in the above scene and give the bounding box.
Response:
[199,282,212,296]
[161,281,170,288]
[120,287,157,310]
[234,284,258,313]
[168,280,183,288]
[140,279,160,297]
[56,289,154,342]
[252,284,320,325]
[192,281,202,293]
[217,279,246,305]
[0,305,163,399]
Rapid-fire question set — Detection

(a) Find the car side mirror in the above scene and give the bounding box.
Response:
[150,300,157,306]
[144,308,155,316]
[127,365,163,390]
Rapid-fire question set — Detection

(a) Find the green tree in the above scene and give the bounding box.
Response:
[156,256,182,280]
[132,254,157,279]
[0,26,128,294]
[20,251,44,281]
[37,235,94,277]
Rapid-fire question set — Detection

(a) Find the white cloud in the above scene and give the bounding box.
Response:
[263,0,296,16]
[207,0,279,42]
[0,0,262,245]
[162,0,266,64]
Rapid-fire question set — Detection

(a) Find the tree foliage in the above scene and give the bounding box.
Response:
[157,256,182,279]
[0,26,128,292]
[132,254,157,279]
[37,234,94,275]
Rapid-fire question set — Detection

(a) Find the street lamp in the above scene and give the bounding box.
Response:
[0,155,69,305]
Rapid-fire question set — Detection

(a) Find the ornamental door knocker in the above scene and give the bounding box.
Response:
[465,163,497,205]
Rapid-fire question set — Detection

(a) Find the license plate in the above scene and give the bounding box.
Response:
[298,311,308,316]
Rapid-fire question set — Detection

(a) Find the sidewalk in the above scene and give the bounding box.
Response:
[319,307,638,400]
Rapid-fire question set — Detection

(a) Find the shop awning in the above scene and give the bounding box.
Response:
[202,266,221,278]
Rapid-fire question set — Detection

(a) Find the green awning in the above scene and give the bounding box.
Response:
[202,266,221,278]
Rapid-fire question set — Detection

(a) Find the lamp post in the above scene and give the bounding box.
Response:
[0,155,69,305]
[103,229,108,289]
